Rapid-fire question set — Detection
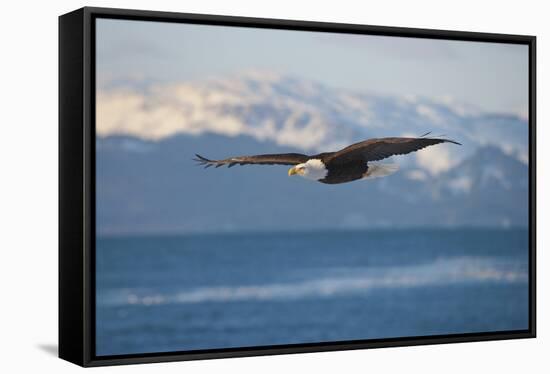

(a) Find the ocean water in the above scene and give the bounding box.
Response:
[96,228,529,356]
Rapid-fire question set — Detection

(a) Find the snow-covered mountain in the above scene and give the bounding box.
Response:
[97,72,529,176]
[95,73,529,234]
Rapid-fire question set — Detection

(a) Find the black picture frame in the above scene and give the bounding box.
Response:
[59,6,537,367]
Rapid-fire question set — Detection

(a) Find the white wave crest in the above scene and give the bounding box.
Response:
[98,257,527,307]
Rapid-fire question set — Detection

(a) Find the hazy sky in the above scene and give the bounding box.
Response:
[97,18,529,115]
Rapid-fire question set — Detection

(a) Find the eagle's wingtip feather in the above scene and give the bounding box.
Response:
[431,138,461,146]
[194,154,218,168]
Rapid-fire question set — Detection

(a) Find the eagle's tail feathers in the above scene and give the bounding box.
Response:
[364,163,399,179]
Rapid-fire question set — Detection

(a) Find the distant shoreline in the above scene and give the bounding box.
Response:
[97,225,529,240]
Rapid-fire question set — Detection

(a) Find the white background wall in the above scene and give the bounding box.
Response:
[0,0,546,372]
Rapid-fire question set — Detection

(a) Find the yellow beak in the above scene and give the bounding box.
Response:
[288,167,298,176]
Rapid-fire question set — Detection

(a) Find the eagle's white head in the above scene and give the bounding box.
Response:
[288,159,328,181]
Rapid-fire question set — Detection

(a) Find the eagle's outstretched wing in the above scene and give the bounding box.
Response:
[324,137,461,165]
[193,153,310,168]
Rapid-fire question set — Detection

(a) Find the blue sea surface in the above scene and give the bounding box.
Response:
[96,228,529,356]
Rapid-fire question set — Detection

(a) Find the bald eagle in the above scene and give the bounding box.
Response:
[194,136,460,185]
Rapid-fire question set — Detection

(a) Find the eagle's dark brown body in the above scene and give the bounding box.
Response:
[319,160,368,184]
